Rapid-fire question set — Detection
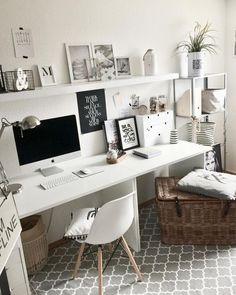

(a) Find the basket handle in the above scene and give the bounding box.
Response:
[175,197,182,217]
[222,200,231,218]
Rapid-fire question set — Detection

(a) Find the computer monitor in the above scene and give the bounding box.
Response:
[13,115,81,176]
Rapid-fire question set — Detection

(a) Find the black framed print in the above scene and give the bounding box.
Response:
[77,89,107,134]
[116,116,139,151]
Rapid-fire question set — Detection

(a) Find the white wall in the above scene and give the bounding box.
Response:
[0,0,226,242]
[225,0,236,173]
[0,0,226,173]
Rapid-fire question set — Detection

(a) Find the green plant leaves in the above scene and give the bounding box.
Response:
[176,22,217,54]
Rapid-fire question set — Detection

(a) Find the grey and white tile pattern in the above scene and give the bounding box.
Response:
[30,204,236,295]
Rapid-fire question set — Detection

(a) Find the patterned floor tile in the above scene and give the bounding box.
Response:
[30,203,236,295]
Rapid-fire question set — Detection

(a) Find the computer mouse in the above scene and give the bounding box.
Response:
[80,168,92,175]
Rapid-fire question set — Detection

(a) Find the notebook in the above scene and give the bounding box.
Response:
[133,147,162,159]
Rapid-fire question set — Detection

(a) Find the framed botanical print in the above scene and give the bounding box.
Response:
[116,116,140,151]
[92,44,116,81]
[65,44,92,82]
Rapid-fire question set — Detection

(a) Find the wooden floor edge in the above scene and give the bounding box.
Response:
[49,197,156,249]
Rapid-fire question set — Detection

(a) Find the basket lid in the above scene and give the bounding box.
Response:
[155,177,217,202]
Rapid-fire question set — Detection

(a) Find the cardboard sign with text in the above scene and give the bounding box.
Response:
[0,192,21,274]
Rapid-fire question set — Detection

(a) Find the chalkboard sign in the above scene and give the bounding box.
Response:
[77,89,107,134]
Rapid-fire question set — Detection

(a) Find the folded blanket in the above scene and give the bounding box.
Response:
[177,169,236,200]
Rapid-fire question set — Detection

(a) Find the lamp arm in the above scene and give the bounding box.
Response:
[0,124,5,140]
[0,118,20,140]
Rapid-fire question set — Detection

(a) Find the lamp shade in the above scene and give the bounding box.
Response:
[20,116,41,130]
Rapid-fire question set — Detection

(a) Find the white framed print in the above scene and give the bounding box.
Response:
[92,44,116,81]
[116,116,140,151]
[38,65,56,86]
[65,44,92,82]
[115,57,132,78]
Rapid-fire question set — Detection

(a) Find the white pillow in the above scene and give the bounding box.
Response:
[64,208,99,241]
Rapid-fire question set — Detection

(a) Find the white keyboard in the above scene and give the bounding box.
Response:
[40,173,79,190]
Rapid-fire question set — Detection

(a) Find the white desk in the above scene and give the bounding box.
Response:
[12,141,210,251]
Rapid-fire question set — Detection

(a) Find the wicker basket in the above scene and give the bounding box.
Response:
[155,177,236,245]
[21,215,48,275]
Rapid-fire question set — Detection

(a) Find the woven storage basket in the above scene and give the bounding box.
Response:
[155,177,236,245]
[21,215,48,275]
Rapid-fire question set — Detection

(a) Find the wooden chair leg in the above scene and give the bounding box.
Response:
[108,243,113,253]
[73,242,86,279]
[97,246,103,295]
[121,236,143,281]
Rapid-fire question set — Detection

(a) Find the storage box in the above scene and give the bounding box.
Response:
[155,177,236,245]
[136,111,173,147]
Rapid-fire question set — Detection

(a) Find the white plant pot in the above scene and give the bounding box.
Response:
[188,52,205,77]
[178,52,188,78]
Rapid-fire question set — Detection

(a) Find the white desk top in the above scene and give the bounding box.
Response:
[12,141,210,218]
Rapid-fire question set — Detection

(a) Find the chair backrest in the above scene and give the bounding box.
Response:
[85,192,135,245]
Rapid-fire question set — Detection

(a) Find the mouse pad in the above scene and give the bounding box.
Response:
[73,168,104,178]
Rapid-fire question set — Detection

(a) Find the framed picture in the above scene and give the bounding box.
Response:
[77,89,107,134]
[92,44,116,80]
[116,116,139,151]
[38,65,56,86]
[115,57,132,78]
[65,44,92,82]
[103,119,120,151]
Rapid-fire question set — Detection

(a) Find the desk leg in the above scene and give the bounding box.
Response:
[169,153,205,177]
[124,178,140,252]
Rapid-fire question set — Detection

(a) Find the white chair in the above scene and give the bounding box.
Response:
[68,192,142,295]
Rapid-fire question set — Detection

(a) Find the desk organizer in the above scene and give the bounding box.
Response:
[155,177,236,245]
[136,111,174,147]
[4,70,35,92]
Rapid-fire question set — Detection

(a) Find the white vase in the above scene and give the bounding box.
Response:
[178,52,188,78]
[188,52,205,77]
[143,49,158,76]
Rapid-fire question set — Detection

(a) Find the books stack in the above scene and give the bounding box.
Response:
[133,147,162,159]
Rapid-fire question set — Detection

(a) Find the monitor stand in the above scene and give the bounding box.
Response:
[39,166,64,177]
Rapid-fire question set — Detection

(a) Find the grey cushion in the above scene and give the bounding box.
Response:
[177,169,236,200]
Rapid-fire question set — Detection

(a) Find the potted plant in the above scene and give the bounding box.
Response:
[177,22,217,77]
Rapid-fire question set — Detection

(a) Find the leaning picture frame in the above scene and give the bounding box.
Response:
[65,44,92,82]
[116,116,139,151]
[38,65,56,86]
[92,44,116,81]
[103,119,120,151]
[115,57,132,78]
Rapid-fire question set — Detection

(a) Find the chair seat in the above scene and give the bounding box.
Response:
[64,208,98,242]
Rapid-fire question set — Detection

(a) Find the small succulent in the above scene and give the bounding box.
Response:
[177,22,217,54]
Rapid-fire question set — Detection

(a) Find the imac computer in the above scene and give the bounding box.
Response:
[13,114,81,176]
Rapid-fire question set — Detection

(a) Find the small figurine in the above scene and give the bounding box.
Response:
[106,149,118,162]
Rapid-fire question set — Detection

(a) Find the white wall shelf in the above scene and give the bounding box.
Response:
[0,73,179,103]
